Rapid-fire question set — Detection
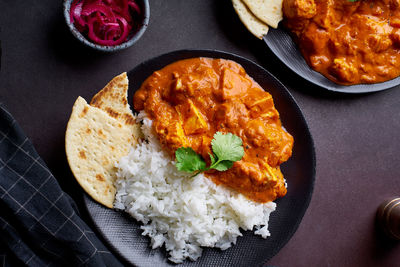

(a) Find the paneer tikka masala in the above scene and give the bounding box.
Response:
[134,58,293,203]
[283,0,400,85]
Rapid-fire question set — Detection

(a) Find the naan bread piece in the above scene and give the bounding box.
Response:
[90,72,134,126]
[90,72,142,142]
[232,0,269,39]
[65,97,136,208]
[242,0,283,28]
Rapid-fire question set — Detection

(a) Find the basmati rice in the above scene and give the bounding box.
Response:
[114,112,276,263]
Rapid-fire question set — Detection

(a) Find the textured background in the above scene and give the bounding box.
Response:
[1,0,400,266]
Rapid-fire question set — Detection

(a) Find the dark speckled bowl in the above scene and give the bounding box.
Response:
[63,0,149,52]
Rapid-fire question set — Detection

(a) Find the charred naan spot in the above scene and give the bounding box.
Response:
[79,150,86,159]
[111,146,115,151]
[79,106,88,117]
[100,81,113,95]
[90,95,99,106]
[98,129,106,138]
[124,114,135,125]
[122,98,128,105]
[90,100,102,107]
[85,128,91,134]
[96,174,105,182]
[91,91,105,106]
[90,83,112,106]
[118,123,122,128]
[114,75,123,83]
[102,157,109,166]
[107,82,115,90]
[106,107,119,118]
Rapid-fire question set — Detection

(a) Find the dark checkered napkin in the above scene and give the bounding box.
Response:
[0,103,123,267]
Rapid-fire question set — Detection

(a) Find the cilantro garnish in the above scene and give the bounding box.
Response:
[175,147,207,172]
[175,132,244,176]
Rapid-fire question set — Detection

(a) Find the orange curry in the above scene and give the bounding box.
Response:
[134,58,293,203]
[283,0,400,85]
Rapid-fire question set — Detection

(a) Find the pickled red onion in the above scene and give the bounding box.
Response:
[70,0,141,46]
[71,1,85,28]
[128,1,141,15]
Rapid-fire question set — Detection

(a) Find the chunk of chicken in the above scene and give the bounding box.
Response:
[368,34,392,53]
[384,0,400,9]
[329,58,358,83]
[244,120,293,166]
[235,161,278,186]
[393,0,400,9]
[300,22,330,54]
[313,0,335,29]
[283,0,317,19]
[214,102,249,129]
[221,68,251,100]
[390,29,400,46]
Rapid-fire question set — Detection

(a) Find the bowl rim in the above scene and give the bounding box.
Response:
[63,0,150,52]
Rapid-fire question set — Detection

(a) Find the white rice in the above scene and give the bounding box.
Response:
[114,112,276,263]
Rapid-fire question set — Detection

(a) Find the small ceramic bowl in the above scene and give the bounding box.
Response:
[63,0,150,52]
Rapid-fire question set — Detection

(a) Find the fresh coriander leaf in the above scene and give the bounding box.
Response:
[175,132,244,177]
[175,147,206,172]
[212,160,234,171]
[209,152,216,166]
[211,132,244,162]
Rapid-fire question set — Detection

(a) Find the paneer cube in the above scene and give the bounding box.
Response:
[165,122,188,149]
[246,95,273,108]
[173,78,183,91]
[175,100,208,135]
[244,93,278,119]
[262,162,279,184]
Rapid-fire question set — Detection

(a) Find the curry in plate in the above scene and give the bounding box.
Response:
[283,0,400,85]
[134,58,293,203]
[66,58,297,262]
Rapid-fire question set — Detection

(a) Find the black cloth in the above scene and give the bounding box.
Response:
[0,103,123,267]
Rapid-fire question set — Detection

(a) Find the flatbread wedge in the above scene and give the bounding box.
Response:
[65,96,137,208]
[90,72,135,127]
[242,0,283,29]
[90,72,142,140]
[232,0,269,39]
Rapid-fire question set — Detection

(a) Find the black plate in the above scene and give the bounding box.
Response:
[263,27,400,93]
[83,49,316,267]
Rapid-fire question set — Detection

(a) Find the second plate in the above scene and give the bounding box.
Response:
[263,27,400,93]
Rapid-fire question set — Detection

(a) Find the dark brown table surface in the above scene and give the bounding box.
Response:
[1,1,400,266]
